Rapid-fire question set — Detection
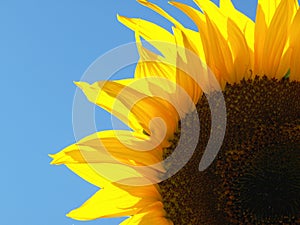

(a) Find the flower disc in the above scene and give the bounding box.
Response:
[160,76,300,225]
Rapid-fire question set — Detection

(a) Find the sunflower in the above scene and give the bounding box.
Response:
[50,0,300,224]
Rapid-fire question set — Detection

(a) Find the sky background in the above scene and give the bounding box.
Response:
[0,1,258,225]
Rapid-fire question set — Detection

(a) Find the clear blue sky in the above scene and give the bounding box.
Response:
[0,1,258,225]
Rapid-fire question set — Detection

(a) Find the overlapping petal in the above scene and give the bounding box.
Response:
[120,202,173,225]
[67,183,161,220]
[290,9,300,81]
[50,130,164,171]
[255,0,295,77]
[75,80,179,143]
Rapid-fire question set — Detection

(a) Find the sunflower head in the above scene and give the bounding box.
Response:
[51,0,300,224]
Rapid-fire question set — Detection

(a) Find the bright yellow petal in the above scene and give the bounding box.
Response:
[50,130,164,171]
[254,3,267,76]
[66,163,111,188]
[172,27,203,101]
[53,152,150,187]
[75,80,178,143]
[164,2,208,67]
[120,202,173,225]
[179,27,206,61]
[220,0,255,52]
[74,80,144,132]
[254,0,295,77]
[117,16,174,43]
[261,0,294,78]
[136,0,208,76]
[170,2,225,91]
[96,81,178,138]
[290,9,300,81]
[227,18,251,81]
[67,184,161,220]
[257,0,281,26]
[134,33,177,86]
[169,2,207,59]
[277,48,292,78]
[194,0,228,39]
[117,15,176,60]
[137,0,183,29]
[170,2,226,88]
[205,14,234,83]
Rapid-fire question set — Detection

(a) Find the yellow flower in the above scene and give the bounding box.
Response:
[50,0,300,224]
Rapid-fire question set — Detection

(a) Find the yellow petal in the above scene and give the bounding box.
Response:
[172,1,252,85]
[52,161,111,188]
[120,202,173,225]
[136,0,208,72]
[277,48,292,78]
[170,2,205,61]
[227,18,251,81]
[170,2,227,87]
[98,81,178,138]
[134,33,177,86]
[50,130,164,171]
[205,14,234,83]
[75,80,178,143]
[261,0,294,78]
[117,15,176,59]
[117,16,174,43]
[169,2,207,59]
[179,27,206,61]
[137,0,183,29]
[290,9,300,81]
[172,27,203,100]
[67,184,161,220]
[257,0,281,27]
[74,80,144,132]
[194,0,228,39]
[220,0,255,52]
[254,3,267,75]
[254,0,295,76]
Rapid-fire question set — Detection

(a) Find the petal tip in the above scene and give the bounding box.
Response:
[74,81,89,90]
[116,14,123,21]
[48,153,63,165]
[73,81,81,87]
[66,211,74,219]
[137,0,148,4]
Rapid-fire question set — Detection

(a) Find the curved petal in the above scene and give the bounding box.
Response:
[290,9,300,81]
[170,2,226,88]
[117,15,176,60]
[205,14,234,83]
[227,18,251,81]
[74,81,142,132]
[254,0,295,77]
[262,0,294,78]
[257,0,282,27]
[194,0,228,39]
[120,202,173,225]
[169,2,207,61]
[67,184,161,220]
[173,27,203,100]
[75,80,179,143]
[220,0,254,52]
[134,33,177,86]
[254,3,267,76]
[50,130,164,171]
[137,0,183,29]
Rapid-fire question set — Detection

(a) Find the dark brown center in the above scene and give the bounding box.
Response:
[159,76,300,225]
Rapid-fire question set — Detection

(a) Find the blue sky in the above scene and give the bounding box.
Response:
[0,1,257,225]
